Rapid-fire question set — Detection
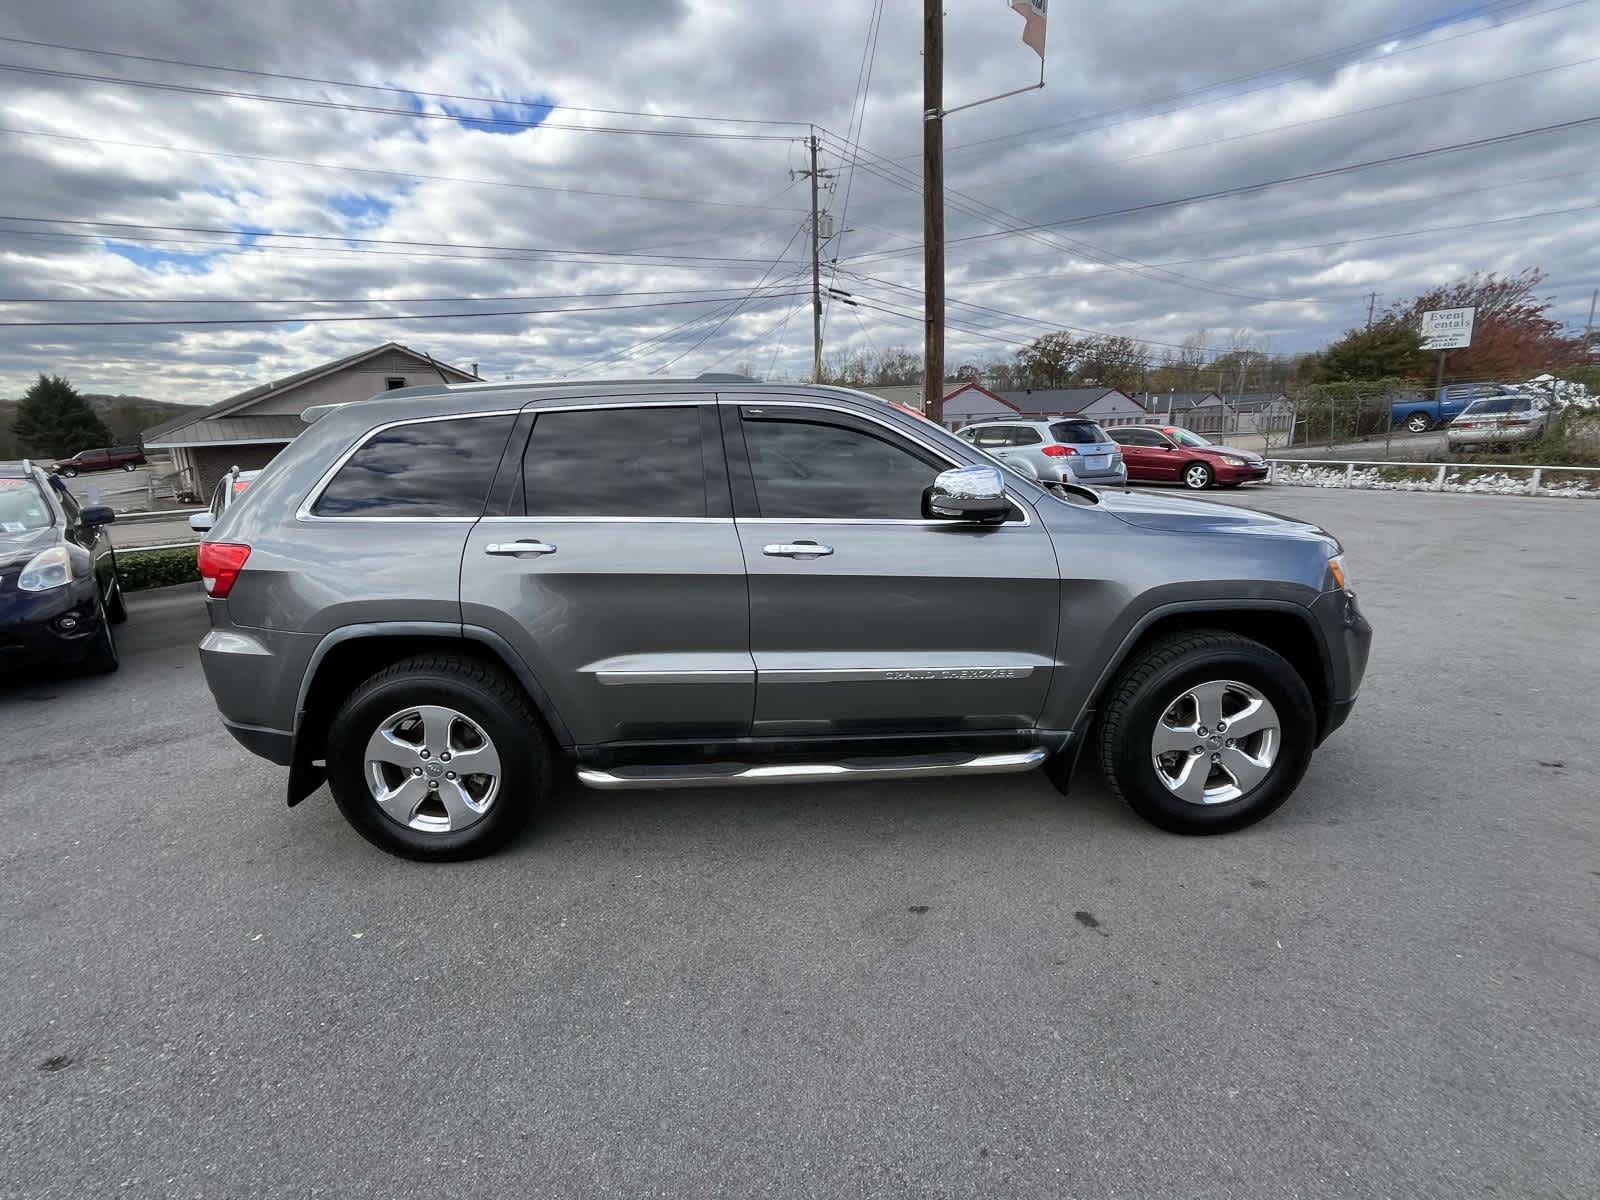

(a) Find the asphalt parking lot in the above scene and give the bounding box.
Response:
[2,487,1596,1199]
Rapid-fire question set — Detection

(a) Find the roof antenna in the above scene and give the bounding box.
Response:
[420,350,451,385]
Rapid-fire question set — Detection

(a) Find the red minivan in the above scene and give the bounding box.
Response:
[1107,426,1268,490]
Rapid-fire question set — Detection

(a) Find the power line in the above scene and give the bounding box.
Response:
[0,126,807,212]
[651,225,808,372]
[928,0,1585,160]
[0,288,812,329]
[0,225,783,274]
[0,283,825,305]
[0,214,787,266]
[822,0,886,341]
[0,33,810,128]
[844,114,1600,262]
[992,52,1600,189]
[0,61,800,142]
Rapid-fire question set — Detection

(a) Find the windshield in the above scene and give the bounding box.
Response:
[1461,396,1528,415]
[0,478,54,533]
[1169,428,1213,448]
[1050,420,1110,445]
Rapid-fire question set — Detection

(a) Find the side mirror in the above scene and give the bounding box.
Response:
[80,505,116,527]
[922,465,1010,523]
[189,512,215,532]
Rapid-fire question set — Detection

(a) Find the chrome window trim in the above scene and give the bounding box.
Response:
[726,396,1036,528]
[477,515,733,525]
[296,407,523,523]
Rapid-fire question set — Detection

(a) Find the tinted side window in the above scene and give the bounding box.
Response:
[742,417,941,520]
[972,426,1007,447]
[522,406,706,517]
[1011,427,1044,445]
[312,414,515,518]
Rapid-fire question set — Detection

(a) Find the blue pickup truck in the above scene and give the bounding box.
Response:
[1391,383,1508,432]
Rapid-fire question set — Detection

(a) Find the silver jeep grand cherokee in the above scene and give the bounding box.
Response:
[196,380,1370,861]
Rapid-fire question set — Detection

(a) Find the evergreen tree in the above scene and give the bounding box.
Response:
[10,375,113,458]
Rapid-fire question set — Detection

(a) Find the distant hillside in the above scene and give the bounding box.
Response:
[0,393,199,459]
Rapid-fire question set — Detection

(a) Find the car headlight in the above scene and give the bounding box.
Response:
[1220,456,1245,467]
[18,545,73,592]
[1328,553,1354,594]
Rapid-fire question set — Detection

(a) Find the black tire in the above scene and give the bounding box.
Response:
[1181,462,1214,490]
[325,654,554,861]
[60,467,77,478]
[1096,630,1316,835]
[78,603,119,675]
[104,574,128,624]
[1405,414,1432,433]
[121,461,137,472]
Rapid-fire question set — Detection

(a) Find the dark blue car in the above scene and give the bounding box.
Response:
[0,460,124,676]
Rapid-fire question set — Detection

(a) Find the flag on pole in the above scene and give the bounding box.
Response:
[1009,0,1048,60]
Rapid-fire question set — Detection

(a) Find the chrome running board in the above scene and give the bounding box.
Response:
[576,748,1048,790]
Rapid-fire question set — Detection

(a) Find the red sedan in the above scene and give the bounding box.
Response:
[1106,426,1268,490]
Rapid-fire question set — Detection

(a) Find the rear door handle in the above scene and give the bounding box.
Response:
[485,540,557,557]
[763,541,833,559]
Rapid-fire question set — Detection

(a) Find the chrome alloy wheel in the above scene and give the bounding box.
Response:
[1150,679,1280,805]
[1183,464,1212,489]
[363,705,502,833]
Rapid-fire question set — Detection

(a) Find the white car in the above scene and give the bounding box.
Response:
[189,467,261,532]
[1445,395,1550,452]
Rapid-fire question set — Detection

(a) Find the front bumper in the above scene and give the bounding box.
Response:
[1214,460,1269,483]
[1309,586,1372,743]
[0,581,106,668]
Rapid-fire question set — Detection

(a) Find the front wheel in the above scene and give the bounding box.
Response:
[121,461,138,472]
[1405,414,1432,433]
[325,655,554,860]
[1096,630,1316,835]
[1182,462,1214,490]
[59,468,77,478]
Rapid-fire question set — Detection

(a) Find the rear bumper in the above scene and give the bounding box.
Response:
[1445,425,1542,446]
[1064,460,1127,486]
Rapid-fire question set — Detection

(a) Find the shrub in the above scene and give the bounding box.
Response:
[117,545,200,591]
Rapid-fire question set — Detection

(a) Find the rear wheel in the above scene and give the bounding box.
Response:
[1405,413,1432,433]
[121,462,137,472]
[1182,462,1214,490]
[59,467,77,478]
[326,655,553,860]
[1096,630,1316,835]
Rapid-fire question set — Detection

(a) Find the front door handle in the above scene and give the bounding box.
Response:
[485,540,557,557]
[763,541,834,559]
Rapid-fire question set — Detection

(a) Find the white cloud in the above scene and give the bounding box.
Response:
[0,0,1597,403]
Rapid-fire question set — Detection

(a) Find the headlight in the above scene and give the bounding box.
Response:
[1220,456,1245,467]
[1328,553,1354,594]
[18,545,73,592]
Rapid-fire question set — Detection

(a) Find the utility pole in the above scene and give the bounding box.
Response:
[1365,291,1380,329]
[1585,287,1597,358]
[808,131,823,384]
[923,0,945,423]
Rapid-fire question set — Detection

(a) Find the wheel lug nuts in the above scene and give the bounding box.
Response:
[1197,726,1207,736]
[1211,753,1221,762]
[446,771,456,780]
[1193,745,1204,755]
[440,752,451,762]
[419,749,430,759]
[428,781,438,790]
[412,767,423,776]
[1226,739,1235,748]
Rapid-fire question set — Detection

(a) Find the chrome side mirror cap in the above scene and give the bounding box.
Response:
[922,465,1010,523]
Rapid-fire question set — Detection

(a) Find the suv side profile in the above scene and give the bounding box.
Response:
[197,382,1370,861]
[957,419,1126,488]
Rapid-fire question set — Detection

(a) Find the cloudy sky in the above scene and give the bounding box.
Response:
[0,0,1596,405]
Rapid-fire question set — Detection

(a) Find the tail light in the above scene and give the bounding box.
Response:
[198,542,251,598]
[1041,445,1077,457]
[1503,418,1530,426]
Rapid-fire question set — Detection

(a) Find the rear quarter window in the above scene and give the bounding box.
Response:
[1050,420,1110,444]
[311,414,517,518]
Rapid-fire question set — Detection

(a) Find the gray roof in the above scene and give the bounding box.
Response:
[149,414,307,447]
[995,388,1135,415]
[143,342,477,447]
[1145,391,1222,411]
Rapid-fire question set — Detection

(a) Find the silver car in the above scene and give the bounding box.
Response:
[957,419,1126,488]
[194,381,1370,860]
[1445,394,1551,451]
